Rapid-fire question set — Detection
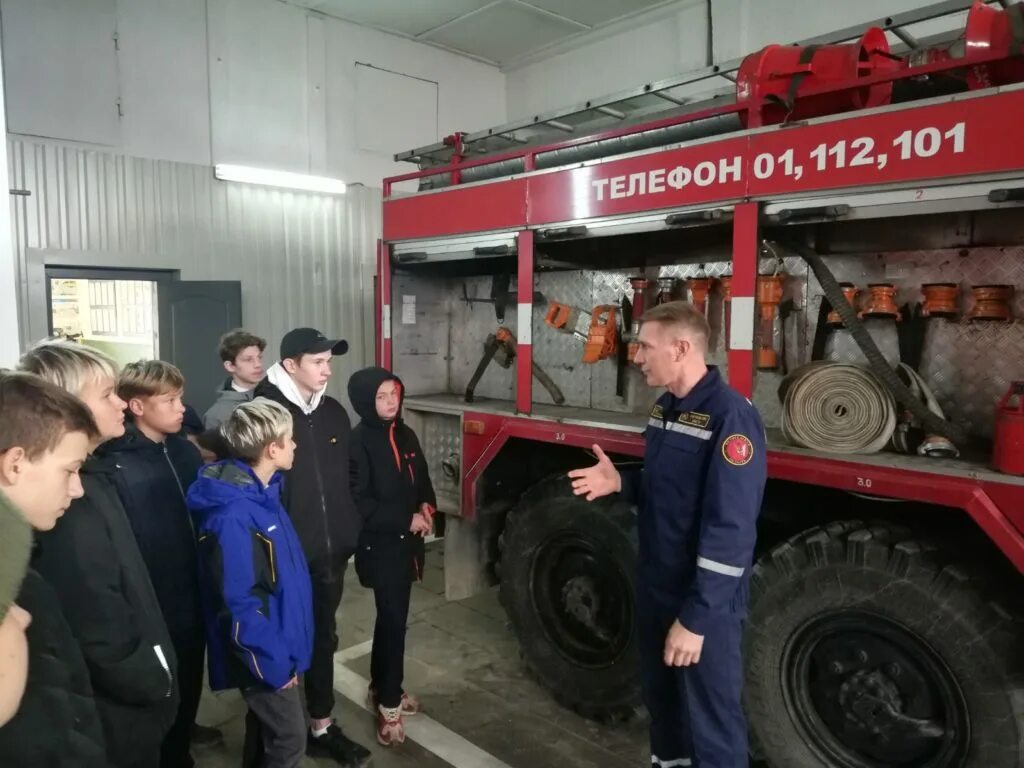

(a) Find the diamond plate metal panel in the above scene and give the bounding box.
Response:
[417,412,461,504]
[396,247,1023,438]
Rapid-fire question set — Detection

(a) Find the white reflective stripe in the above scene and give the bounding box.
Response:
[697,556,745,578]
[652,757,692,767]
[730,296,754,351]
[518,302,532,345]
[647,418,713,441]
[383,305,392,339]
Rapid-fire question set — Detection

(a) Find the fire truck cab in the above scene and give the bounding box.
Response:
[379,3,1024,766]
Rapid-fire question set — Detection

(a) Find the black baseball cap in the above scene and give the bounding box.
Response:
[280,327,349,360]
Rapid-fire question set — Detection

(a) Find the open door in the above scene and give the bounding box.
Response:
[159,281,242,415]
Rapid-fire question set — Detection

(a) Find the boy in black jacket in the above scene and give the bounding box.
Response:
[102,360,209,768]
[254,327,370,766]
[0,370,108,768]
[347,367,436,746]
[19,342,179,768]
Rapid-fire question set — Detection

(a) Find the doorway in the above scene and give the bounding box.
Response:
[45,266,243,414]
[46,267,170,369]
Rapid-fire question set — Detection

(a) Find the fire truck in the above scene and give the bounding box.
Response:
[379,2,1024,766]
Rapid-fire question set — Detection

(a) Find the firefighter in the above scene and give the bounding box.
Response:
[569,300,766,768]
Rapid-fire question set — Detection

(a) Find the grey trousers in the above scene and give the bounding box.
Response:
[241,685,306,768]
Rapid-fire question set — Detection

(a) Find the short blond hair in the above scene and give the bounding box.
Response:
[118,360,185,401]
[641,300,710,350]
[18,340,119,396]
[220,397,292,464]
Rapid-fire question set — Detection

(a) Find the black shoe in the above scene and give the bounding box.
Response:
[191,722,225,747]
[307,722,373,767]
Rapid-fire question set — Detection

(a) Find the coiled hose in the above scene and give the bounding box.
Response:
[780,361,896,453]
[774,240,967,447]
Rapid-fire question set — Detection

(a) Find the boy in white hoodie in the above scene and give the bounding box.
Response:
[252,328,369,768]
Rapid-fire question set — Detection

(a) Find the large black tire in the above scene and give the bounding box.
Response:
[746,521,1023,768]
[499,475,641,721]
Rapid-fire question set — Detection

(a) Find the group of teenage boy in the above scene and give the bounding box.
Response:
[0,325,436,768]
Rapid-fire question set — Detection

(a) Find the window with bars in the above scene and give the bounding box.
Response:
[88,280,154,338]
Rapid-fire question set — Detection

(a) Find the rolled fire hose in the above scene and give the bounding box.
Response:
[774,240,967,447]
[780,361,897,454]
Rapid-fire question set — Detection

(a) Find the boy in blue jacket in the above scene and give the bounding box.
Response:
[187,397,313,768]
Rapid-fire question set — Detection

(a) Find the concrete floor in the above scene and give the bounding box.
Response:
[193,542,649,768]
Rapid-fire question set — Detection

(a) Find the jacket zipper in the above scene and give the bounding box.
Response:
[163,443,195,537]
[308,417,333,563]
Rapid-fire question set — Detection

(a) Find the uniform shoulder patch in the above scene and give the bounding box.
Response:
[678,411,711,429]
[650,404,664,419]
[722,434,754,466]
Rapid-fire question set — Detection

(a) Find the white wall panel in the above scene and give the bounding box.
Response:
[7,137,381,406]
[117,0,211,165]
[207,0,311,172]
[1,0,119,145]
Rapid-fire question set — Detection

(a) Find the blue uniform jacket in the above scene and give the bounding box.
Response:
[626,366,767,634]
[187,460,314,691]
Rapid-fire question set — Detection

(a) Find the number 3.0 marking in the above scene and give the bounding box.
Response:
[554,432,566,442]
[857,477,873,489]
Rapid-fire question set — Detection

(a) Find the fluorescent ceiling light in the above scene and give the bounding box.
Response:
[214,164,346,194]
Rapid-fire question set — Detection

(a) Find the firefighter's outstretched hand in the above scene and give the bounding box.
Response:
[664,620,704,667]
[568,444,621,500]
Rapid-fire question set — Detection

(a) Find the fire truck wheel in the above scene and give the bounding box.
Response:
[745,521,1023,768]
[499,475,640,721]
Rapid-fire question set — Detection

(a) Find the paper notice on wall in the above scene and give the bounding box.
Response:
[402,295,416,325]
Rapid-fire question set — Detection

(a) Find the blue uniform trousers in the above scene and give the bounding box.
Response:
[638,585,748,768]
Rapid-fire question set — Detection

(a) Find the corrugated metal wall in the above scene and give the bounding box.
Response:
[7,137,382,406]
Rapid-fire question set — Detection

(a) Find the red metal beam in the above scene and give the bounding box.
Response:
[516,230,534,414]
[729,203,758,398]
[458,414,1024,569]
[379,240,392,369]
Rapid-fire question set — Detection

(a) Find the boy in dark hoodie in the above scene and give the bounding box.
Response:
[347,367,437,746]
[187,397,314,768]
[102,360,212,767]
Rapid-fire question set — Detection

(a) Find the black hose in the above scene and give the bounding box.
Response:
[775,240,967,446]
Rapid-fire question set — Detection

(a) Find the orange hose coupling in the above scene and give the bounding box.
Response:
[688,277,712,316]
[828,283,860,326]
[967,284,1014,321]
[920,283,960,319]
[858,283,902,320]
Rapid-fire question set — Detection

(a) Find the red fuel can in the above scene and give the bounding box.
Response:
[993,382,1024,475]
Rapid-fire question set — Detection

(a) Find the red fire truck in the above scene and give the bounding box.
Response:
[379,2,1023,766]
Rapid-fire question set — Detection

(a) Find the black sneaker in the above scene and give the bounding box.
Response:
[191,722,225,747]
[307,722,373,767]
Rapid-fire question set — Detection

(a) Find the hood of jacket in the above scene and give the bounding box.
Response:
[347,367,403,429]
[265,362,325,416]
[186,460,284,522]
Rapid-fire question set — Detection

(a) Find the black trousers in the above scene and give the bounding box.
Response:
[305,564,346,720]
[369,570,413,709]
[160,635,205,768]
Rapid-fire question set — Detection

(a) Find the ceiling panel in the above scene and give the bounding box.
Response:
[424,1,584,64]
[282,0,682,66]
[523,0,669,27]
[290,0,493,37]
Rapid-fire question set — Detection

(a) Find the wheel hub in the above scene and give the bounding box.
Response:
[783,612,969,767]
[529,532,633,669]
